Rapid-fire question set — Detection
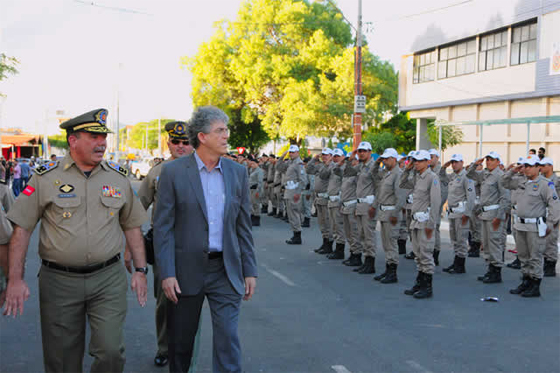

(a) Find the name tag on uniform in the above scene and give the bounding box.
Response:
[102,185,122,198]
[58,193,76,198]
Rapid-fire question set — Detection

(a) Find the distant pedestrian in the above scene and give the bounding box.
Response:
[11,160,21,197]
[19,159,30,188]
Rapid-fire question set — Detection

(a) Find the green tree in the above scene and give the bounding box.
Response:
[362,131,397,154]
[426,120,464,151]
[0,53,19,96]
[226,107,269,154]
[48,133,69,150]
[126,119,174,152]
[186,0,398,144]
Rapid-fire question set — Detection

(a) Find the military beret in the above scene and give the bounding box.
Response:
[60,108,113,134]
[165,121,189,139]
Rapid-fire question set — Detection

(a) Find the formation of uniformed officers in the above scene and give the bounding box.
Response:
[247,142,559,299]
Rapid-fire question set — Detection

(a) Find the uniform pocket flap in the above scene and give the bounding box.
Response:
[100,196,125,209]
[53,197,82,208]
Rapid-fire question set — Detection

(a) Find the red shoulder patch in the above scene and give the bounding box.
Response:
[22,185,35,196]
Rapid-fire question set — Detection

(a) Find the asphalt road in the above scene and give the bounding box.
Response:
[1,179,559,373]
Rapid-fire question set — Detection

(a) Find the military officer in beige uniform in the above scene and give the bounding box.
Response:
[282,145,307,244]
[249,157,265,226]
[135,120,195,367]
[538,157,559,277]
[259,155,270,213]
[467,162,483,257]
[503,156,560,297]
[0,182,15,302]
[467,151,510,284]
[403,151,417,259]
[371,148,406,283]
[439,154,476,274]
[400,150,441,299]
[273,157,286,219]
[4,108,148,373]
[397,155,410,255]
[347,142,378,274]
[325,149,346,259]
[307,148,333,253]
[428,149,448,266]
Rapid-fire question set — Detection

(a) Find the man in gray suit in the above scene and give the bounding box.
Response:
[154,106,258,373]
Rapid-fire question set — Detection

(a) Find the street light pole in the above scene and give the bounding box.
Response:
[352,0,363,150]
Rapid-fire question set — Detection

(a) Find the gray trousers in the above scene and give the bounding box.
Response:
[250,190,261,216]
[302,193,312,219]
[398,210,408,241]
[329,206,345,245]
[316,203,331,239]
[517,230,546,279]
[168,258,243,373]
[269,184,277,208]
[449,217,469,258]
[481,219,505,267]
[411,228,435,274]
[380,220,399,265]
[287,194,302,232]
[469,213,482,243]
[356,214,377,258]
[342,209,362,255]
[544,226,558,261]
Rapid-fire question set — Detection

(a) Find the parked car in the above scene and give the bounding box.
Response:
[130,157,155,180]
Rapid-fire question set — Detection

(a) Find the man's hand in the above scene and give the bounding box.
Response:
[368,207,376,219]
[475,157,484,166]
[244,277,257,301]
[294,194,301,203]
[443,161,452,168]
[3,279,30,317]
[406,160,414,170]
[491,218,501,231]
[305,194,311,200]
[131,272,147,307]
[389,216,398,226]
[461,215,469,226]
[162,277,182,304]
[425,228,433,240]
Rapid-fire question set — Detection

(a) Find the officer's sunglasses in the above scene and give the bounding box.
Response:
[171,139,189,146]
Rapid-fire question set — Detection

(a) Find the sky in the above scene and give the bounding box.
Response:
[0,0,467,135]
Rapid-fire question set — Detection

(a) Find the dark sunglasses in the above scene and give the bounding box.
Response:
[171,139,189,146]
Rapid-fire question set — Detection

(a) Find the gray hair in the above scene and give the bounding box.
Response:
[188,106,229,149]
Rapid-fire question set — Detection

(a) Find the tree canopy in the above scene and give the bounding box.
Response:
[185,0,398,148]
[0,53,19,97]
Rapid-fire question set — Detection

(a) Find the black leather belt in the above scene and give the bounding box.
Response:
[208,251,223,260]
[42,253,121,274]
[250,185,258,189]
[274,183,281,187]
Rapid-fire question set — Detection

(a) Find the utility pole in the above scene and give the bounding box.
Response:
[158,117,161,156]
[352,0,364,150]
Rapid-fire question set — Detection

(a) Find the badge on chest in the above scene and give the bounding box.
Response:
[102,185,122,198]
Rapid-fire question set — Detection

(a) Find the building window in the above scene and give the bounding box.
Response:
[511,21,537,65]
[438,39,476,79]
[413,50,436,83]
[479,30,508,71]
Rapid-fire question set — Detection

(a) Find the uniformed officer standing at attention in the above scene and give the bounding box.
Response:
[400,150,441,299]
[259,155,270,214]
[538,157,559,277]
[134,120,194,367]
[282,145,307,244]
[3,108,149,372]
[502,156,559,297]
[439,154,476,274]
[428,149,448,266]
[301,157,313,228]
[307,148,333,254]
[467,151,510,284]
[0,182,15,304]
[249,156,264,226]
[325,149,346,259]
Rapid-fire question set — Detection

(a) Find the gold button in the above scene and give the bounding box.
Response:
[110,212,114,216]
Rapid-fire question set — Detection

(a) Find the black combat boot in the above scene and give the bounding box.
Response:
[380,263,398,283]
[302,217,310,228]
[448,256,466,274]
[482,264,502,283]
[404,272,422,295]
[274,209,283,218]
[413,273,433,299]
[286,231,302,245]
[543,259,557,277]
[268,207,276,216]
[510,274,531,294]
[327,243,345,259]
[251,215,260,227]
[468,242,480,257]
[405,251,416,260]
[433,250,440,266]
[442,256,458,273]
[357,256,375,274]
[261,205,268,214]
[344,253,362,267]
[477,265,491,281]
[507,256,521,269]
[315,237,329,253]
[318,240,334,254]
[373,263,388,281]
[521,278,541,297]
[398,239,407,255]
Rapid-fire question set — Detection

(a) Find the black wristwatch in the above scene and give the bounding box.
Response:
[135,267,149,275]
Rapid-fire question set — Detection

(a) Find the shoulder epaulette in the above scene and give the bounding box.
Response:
[34,161,58,175]
[106,161,129,177]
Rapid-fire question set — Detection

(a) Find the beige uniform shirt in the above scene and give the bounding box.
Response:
[372,164,406,221]
[306,158,330,206]
[267,162,275,186]
[325,163,342,208]
[137,158,170,223]
[439,168,476,219]
[249,166,264,196]
[467,164,510,221]
[7,154,148,266]
[399,168,441,229]
[335,161,358,214]
[0,183,15,244]
[349,158,377,216]
[283,157,306,198]
[510,176,560,232]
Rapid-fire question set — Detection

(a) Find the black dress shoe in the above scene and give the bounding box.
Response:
[154,354,168,367]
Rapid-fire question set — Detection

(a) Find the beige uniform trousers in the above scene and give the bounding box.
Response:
[469,214,482,243]
[516,230,546,279]
[544,226,559,262]
[449,217,469,258]
[316,203,331,239]
[329,206,345,245]
[39,261,127,373]
[411,228,435,274]
[481,219,505,267]
[356,214,377,258]
[380,220,400,264]
[268,184,277,208]
[274,187,283,212]
[250,190,260,216]
[287,194,302,232]
[342,208,363,255]
[398,210,408,241]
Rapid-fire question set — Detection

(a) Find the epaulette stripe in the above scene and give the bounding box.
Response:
[107,161,129,177]
[34,161,58,175]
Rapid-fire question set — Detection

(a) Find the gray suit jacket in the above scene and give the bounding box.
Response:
[153,154,258,296]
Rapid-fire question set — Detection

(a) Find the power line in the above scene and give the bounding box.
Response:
[72,0,152,16]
